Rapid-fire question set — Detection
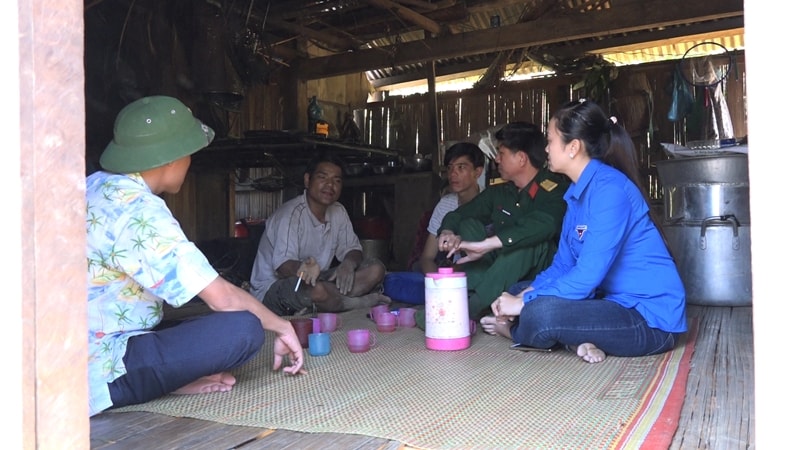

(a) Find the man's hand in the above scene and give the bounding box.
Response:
[438,231,460,253]
[451,236,502,264]
[272,324,308,375]
[297,257,321,287]
[329,259,356,294]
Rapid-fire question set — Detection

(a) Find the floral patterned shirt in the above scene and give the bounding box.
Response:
[85,172,219,416]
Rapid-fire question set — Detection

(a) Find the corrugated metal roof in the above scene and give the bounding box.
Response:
[363,1,744,91]
[591,32,745,66]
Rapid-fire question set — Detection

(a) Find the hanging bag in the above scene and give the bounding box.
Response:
[668,63,695,122]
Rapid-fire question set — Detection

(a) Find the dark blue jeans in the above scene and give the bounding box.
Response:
[510,295,679,357]
[108,311,264,409]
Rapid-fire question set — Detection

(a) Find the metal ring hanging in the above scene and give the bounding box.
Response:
[678,41,733,88]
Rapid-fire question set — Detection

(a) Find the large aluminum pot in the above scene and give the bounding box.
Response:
[662,183,750,224]
[359,239,390,265]
[656,154,750,224]
[656,154,749,185]
[664,215,752,306]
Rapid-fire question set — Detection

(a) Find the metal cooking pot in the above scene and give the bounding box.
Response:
[360,239,390,265]
[403,154,432,172]
[656,154,750,223]
[664,216,751,306]
[372,164,390,175]
[344,162,368,177]
[353,216,391,240]
[656,154,752,306]
[656,153,749,185]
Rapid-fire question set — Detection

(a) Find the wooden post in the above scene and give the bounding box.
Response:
[426,59,440,173]
[280,66,306,132]
[17,0,89,447]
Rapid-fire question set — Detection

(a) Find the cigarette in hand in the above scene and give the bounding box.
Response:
[294,272,304,292]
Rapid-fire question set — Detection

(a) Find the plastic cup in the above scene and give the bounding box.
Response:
[369,304,390,321]
[308,332,331,356]
[375,312,397,332]
[397,307,417,327]
[310,317,321,334]
[290,318,312,349]
[347,329,377,353]
[318,312,341,333]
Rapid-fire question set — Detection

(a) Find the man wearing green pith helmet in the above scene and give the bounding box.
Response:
[86,96,306,417]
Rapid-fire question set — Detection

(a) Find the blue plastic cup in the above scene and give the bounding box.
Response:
[308,332,331,356]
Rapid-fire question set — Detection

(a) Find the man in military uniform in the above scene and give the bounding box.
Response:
[430,122,568,322]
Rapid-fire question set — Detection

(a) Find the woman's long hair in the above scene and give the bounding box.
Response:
[550,99,670,248]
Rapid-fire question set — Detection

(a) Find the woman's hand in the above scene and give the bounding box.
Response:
[492,291,524,318]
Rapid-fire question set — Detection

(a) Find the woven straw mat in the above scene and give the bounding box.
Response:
[113,308,693,450]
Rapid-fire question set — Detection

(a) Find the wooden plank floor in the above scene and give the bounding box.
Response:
[90,305,754,449]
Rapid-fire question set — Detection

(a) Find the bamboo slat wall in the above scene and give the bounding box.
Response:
[355,57,746,170]
[171,55,747,241]
[357,78,572,161]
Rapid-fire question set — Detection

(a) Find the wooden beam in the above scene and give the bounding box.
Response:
[264,18,361,52]
[464,0,542,14]
[365,0,442,35]
[395,0,454,12]
[548,17,745,59]
[369,55,497,88]
[296,0,743,79]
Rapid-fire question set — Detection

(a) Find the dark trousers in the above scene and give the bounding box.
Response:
[458,218,554,318]
[511,296,679,357]
[108,311,264,409]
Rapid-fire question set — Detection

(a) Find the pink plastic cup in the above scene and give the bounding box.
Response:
[290,318,312,349]
[375,312,397,332]
[369,304,390,321]
[397,307,417,327]
[310,317,321,334]
[347,329,377,353]
[318,312,341,332]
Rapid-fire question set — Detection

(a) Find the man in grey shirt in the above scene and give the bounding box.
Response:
[250,152,390,315]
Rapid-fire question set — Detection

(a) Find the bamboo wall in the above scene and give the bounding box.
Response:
[173,54,747,242]
[356,56,746,166]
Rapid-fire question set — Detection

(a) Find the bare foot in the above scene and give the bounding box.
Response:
[342,293,391,310]
[480,315,498,335]
[479,316,513,339]
[172,372,236,395]
[576,343,606,364]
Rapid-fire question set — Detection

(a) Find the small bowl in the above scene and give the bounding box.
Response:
[404,155,432,172]
[372,165,390,175]
[345,163,368,177]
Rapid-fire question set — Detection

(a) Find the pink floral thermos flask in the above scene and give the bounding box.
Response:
[424,267,470,350]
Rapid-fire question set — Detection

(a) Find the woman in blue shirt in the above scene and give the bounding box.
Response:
[481,99,687,363]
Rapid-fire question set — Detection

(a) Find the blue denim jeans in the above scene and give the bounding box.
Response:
[108,311,264,409]
[510,295,679,357]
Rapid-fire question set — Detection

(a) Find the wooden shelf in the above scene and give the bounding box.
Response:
[192,131,402,169]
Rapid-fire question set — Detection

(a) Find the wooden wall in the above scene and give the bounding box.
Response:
[167,70,372,241]
[164,169,232,242]
[171,52,747,242]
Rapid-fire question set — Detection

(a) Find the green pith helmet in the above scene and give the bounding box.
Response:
[99,96,215,173]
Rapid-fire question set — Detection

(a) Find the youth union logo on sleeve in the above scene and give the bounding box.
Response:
[575,224,587,240]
